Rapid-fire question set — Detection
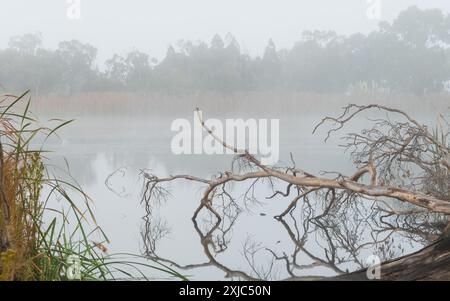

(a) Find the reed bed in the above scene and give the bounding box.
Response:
[32,91,450,119]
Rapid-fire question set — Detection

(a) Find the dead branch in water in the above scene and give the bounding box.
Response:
[141,104,449,280]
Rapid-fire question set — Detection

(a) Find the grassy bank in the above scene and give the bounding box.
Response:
[0,91,185,281]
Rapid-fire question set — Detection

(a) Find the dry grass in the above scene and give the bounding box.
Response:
[0,152,43,280]
[32,91,450,119]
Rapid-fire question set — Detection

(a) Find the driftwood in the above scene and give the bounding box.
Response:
[141,104,449,280]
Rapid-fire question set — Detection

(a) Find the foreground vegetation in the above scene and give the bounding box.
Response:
[0,91,185,281]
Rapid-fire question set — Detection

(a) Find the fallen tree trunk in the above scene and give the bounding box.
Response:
[333,236,450,280]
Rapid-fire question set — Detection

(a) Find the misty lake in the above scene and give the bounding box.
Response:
[38,98,445,280]
[2,0,450,284]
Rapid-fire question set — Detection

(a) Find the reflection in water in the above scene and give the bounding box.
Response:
[139,104,449,280]
[140,162,445,280]
[40,103,448,280]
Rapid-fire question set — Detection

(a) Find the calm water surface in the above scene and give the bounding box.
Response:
[41,110,437,280]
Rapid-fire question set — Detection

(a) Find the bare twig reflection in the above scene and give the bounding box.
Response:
[140,105,449,280]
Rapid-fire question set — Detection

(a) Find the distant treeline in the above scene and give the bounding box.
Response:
[2,6,450,95]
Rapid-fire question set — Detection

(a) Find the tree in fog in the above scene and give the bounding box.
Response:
[364,6,450,94]
[56,40,98,93]
[2,6,450,95]
[8,32,43,55]
[284,30,349,92]
[105,54,128,88]
[0,33,64,93]
[255,39,281,89]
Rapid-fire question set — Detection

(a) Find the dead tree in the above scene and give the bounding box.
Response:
[141,104,449,280]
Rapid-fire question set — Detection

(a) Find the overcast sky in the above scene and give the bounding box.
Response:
[1,0,450,63]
